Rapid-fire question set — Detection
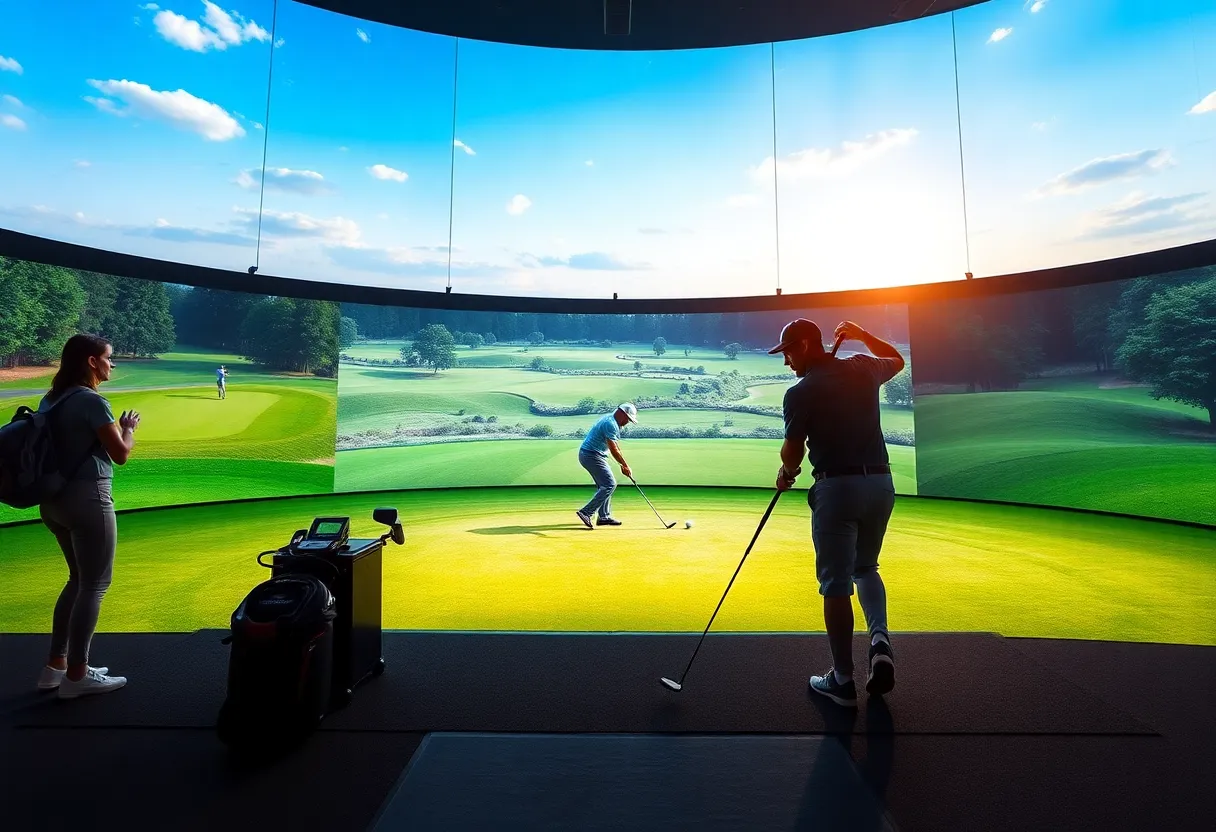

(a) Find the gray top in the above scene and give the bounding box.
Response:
[38,386,116,481]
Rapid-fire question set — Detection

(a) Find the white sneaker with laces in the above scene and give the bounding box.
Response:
[37,665,109,691]
[57,667,127,699]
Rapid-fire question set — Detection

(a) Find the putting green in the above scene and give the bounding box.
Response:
[916,378,1216,525]
[336,440,918,494]
[0,487,1211,643]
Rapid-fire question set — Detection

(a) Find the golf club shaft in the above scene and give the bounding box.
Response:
[675,489,783,685]
[631,477,673,528]
[829,333,845,357]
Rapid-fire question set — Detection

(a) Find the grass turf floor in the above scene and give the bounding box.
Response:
[1,487,1212,644]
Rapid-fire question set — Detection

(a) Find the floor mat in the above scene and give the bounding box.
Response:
[11,630,1156,735]
[370,733,898,832]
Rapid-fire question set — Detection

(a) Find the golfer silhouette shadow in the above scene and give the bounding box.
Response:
[794,695,897,830]
[469,524,586,537]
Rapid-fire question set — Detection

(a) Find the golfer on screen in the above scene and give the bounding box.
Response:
[216,365,228,400]
[575,403,637,529]
[771,319,905,707]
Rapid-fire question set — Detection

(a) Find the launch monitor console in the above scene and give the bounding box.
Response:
[271,508,405,706]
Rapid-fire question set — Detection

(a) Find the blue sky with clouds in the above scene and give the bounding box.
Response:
[0,0,1214,298]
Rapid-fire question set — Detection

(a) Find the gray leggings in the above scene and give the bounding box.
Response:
[40,479,117,666]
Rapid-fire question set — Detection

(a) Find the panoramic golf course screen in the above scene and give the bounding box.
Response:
[0,257,340,525]
[910,264,1216,527]
[333,303,917,493]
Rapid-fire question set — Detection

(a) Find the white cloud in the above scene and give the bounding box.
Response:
[75,160,91,168]
[752,128,918,183]
[1189,91,1216,115]
[274,37,285,48]
[1025,0,1048,12]
[84,96,124,116]
[1,114,26,131]
[252,121,263,130]
[1031,120,1049,131]
[356,28,371,44]
[153,2,269,52]
[1078,191,1209,240]
[988,27,1014,44]
[0,55,22,75]
[236,167,328,194]
[585,160,594,167]
[233,206,361,245]
[3,94,24,108]
[368,164,408,182]
[1035,149,1174,197]
[506,194,532,216]
[139,3,161,9]
[453,139,475,156]
[85,79,244,141]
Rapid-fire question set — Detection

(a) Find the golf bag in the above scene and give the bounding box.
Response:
[217,572,337,751]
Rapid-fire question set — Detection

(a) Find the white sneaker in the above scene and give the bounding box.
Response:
[37,665,109,691]
[57,667,127,699]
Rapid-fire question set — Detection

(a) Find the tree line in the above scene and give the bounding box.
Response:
[0,257,338,377]
[340,303,910,349]
[910,266,1216,426]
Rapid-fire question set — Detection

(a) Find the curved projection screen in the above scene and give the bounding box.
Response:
[2,252,1213,527]
[0,254,338,526]
[1,0,1214,297]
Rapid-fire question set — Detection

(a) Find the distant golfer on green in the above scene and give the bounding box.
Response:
[770,319,905,708]
[575,403,637,528]
[216,365,228,400]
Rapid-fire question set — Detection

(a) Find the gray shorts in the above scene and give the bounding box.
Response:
[810,473,896,597]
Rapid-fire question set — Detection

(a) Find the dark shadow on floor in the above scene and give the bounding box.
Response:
[469,524,587,536]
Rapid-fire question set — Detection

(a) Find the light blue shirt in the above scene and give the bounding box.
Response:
[216,368,226,383]
[580,413,621,454]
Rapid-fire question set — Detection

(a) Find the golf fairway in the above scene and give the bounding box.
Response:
[1,487,1212,645]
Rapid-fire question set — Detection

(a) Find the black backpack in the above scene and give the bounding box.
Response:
[0,387,93,509]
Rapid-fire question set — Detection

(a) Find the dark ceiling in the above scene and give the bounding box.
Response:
[297,0,987,51]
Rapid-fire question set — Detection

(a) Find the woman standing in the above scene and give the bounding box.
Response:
[35,334,140,699]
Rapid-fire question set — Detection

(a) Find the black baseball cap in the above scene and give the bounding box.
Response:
[767,319,823,354]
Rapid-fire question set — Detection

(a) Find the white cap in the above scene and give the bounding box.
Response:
[617,402,638,423]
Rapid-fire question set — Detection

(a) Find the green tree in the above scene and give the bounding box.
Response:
[293,299,340,376]
[1116,278,1216,428]
[484,331,497,345]
[339,316,359,348]
[409,324,457,374]
[633,360,642,371]
[75,271,119,336]
[883,368,913,407]
[0,259,86,367]
[653,336,667,356]
[577,396,596,414]
[466,333,485,349]
[105,277,175,357]
[724,342,741,360]
[530,356,547,371]
[529,331,545,346]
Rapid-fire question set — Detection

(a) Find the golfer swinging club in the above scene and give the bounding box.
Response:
[575,403,637,528]
[216,365,228,400]
[771,319,905,707]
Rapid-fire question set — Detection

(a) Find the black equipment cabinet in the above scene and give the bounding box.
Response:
[273,537,385,707]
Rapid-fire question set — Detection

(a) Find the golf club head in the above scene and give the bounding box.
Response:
[660,677,682,692]
[666,522,677,529]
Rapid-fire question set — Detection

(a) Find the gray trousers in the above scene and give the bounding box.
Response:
[40,478,117,666]
[578,449,616,518]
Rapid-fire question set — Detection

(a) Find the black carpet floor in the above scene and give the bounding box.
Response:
[8,630,1155,736]
[371,734,897,832]
[1,633,1212,832]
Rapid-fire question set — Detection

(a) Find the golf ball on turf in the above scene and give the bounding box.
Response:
[685,520,694,529]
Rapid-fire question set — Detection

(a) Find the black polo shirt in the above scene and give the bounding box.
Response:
[782,354,901,473]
